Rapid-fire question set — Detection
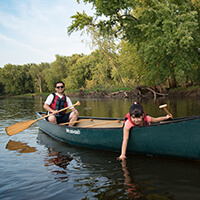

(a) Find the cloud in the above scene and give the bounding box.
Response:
[0,33,49,56]
[0,0,94,67]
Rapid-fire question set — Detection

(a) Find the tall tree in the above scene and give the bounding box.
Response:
[29,63,50,93]
[44,54,84,92]
[118,41,145,86]
[85,27,124,86]
[68,0,200,88]
[63,54,91,90]
[85,49,116,88]
[1,64,33,95]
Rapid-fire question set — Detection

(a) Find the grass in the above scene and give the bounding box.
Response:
[169,86,199,92]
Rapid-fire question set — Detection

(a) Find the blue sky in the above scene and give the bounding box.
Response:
[0,0,94,67]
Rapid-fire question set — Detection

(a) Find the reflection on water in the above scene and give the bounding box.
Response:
[37,130,193,200]
[45,147,72,169]
[2,129,200,200]
[44,147,72,182]
[1,96,200,200]
[6,140,36,154]
[1,96,200,124]
[121,159,176,200]
[121,159,144,199]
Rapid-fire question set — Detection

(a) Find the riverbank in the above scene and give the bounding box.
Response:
[71,86,200,99]
[1,86,200,99]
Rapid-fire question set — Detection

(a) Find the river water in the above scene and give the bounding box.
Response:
[1,96,200,200]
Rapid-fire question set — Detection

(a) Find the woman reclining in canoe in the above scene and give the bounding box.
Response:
[118,102,172,161]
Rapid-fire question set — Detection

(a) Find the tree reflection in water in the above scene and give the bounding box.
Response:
[44,147,73,181]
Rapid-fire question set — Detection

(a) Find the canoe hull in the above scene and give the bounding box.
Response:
[36,112,200,160]
[37,113,123,152]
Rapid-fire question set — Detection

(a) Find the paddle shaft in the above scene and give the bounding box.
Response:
[159,105,173,118]
[163,107,171,116]
[36,101,80,122]
[84,120,121,128]
[5,101,80,136]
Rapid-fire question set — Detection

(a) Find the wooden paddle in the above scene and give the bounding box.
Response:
[84,120,121,128]
[59,118,93,125]
[5,101,80,136]
[159,104,173,118]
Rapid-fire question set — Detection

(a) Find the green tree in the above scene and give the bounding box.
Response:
[63,54,91,90]
[44,54,84,92]
[85,27,124,86]
[118,40,145,86]
[68,0,200,88]
[29,63,50,93]
[84,49,114,89]
[1,64,33,95]
[0,68,5,95]
[134,0,200,87]
[44,55,70,92]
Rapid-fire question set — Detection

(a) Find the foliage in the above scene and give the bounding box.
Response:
[29,63,50,93]
[44,54,84,92]
[1,64,34,95]
[0,0,200,96]
[69,0,200,88]
[134,0,200,87]
[63,55,91,90]
[84,49,114,89]
[118,41,145,86]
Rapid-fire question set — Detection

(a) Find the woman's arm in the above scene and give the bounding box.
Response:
[118,125,130,161]
[150,114,172,123]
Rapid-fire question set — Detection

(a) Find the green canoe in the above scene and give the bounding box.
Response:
[36,112,200,160]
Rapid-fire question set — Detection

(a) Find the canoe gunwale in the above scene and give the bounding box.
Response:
[37,111,200,130]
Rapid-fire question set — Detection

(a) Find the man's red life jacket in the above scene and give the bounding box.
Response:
[124,111,149,127]
[50,93,67,115]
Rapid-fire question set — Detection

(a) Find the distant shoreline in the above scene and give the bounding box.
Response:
[1,86,200,99]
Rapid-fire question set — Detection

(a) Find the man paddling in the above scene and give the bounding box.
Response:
[44,81,79,126]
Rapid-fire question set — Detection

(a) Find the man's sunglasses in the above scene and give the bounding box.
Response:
[56,86,64,89]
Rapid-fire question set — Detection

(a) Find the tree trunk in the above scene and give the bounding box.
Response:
[37,75,42,93]
[168,76,177,88]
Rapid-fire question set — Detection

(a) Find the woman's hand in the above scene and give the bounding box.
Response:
[166,114,172,120]
[117,154,127,161]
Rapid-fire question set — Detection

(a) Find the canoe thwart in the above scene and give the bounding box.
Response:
[83,120,121,128]
[60,118,93,125]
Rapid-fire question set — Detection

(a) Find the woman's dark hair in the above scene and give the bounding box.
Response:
[55,81,65,87]
[129,102,144,117]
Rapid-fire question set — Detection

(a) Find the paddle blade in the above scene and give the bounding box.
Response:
[5,120,36,136]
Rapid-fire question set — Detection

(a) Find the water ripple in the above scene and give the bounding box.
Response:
[1,97,200,200]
